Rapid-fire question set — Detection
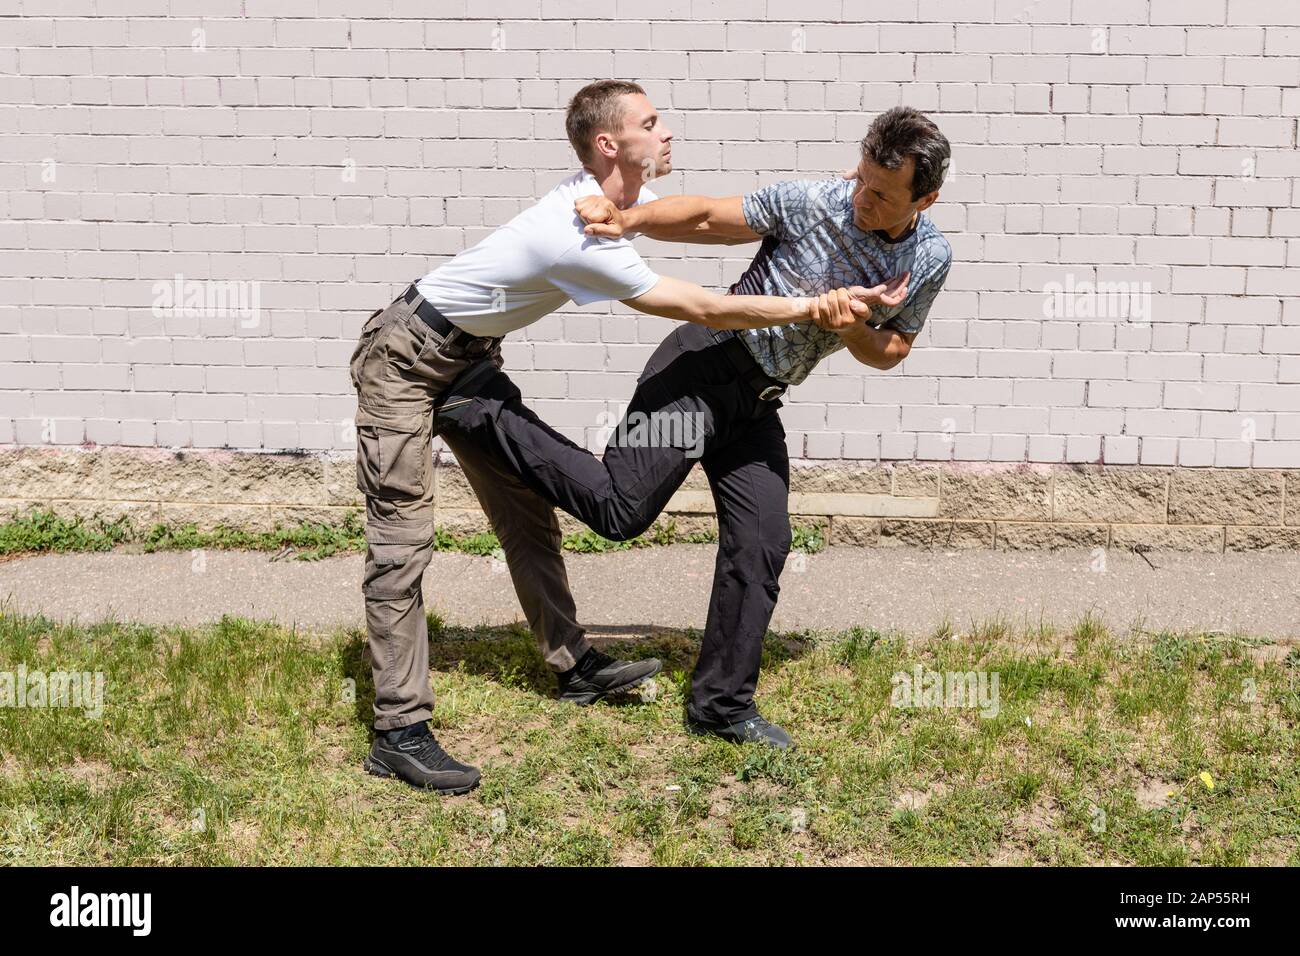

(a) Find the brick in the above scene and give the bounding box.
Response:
[0,4,1295,481]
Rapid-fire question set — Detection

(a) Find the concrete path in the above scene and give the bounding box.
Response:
[1,545,1297,641]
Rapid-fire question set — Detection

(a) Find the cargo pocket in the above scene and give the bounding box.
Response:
[362,520,433,602]
[350,308,387,392]
[355,410,428,499]
[369,542,415,568]
[365,542,420,601]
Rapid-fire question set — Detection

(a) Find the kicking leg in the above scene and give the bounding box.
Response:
[437,324,755,541]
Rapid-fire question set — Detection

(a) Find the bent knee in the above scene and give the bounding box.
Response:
[586,503,655,542]
[602,515,660,542]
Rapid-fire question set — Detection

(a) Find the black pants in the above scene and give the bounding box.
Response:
[448,323,792,724]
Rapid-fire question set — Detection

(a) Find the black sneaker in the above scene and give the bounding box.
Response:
[363,722,481,795]
[557,648,662,706]
[685,710,793,749]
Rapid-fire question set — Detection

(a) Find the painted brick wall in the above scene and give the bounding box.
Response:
[1,0,1298,466]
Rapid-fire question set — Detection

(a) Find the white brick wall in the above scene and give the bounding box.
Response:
[1,1,1297,466]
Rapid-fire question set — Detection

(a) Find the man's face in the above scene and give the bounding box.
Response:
[614,93,674,183]
[851,155,929,233]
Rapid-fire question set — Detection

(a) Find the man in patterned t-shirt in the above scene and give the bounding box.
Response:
[715,171,951,386]
[440,107,953,748]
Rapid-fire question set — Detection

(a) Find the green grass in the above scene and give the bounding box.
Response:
[0,509,668,561]
[790,524,826,554]
[0,510,136,555]
[0,508,368,561]
[0,509,841,562]
[1,610,1296,866]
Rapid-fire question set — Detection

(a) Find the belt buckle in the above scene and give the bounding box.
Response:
[759,384,785,402]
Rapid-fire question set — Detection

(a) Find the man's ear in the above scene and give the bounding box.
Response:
[593,131,618,160]
[915,190,939,213]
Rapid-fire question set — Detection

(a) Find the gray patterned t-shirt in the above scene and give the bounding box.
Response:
[715,177,952,386]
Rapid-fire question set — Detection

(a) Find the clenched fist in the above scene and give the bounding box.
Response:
[575,196,627,238]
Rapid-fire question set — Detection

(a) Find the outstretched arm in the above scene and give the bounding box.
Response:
[578,195,758,245]
[623,275,869,332]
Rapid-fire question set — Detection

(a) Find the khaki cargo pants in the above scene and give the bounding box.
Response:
[350,288,592,731]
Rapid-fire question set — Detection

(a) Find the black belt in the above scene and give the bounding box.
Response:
[720,335,787,402]
[402,284,501,357]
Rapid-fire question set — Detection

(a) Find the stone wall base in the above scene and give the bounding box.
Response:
[2,446,1298,552]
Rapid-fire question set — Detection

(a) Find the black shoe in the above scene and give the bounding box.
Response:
[685,710,793,749]
[557,648,662,706]
[431,360,517,434]
[363,722,481,795]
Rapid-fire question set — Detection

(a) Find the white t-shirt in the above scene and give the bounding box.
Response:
[415,170,661,338]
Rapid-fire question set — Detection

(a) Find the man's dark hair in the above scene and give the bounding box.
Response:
[565,80,647,164]
[860,106,951,201]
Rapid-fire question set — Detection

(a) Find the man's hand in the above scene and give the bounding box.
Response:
[806,287,873,331]
[803,276,909,332]
[575,195,628,238]
[848,272,910,322]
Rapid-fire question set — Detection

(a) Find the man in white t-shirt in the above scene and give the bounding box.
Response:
[412,167,662,334]
[350,80,875,794]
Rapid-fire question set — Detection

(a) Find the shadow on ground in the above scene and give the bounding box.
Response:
[338,617,820,727]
